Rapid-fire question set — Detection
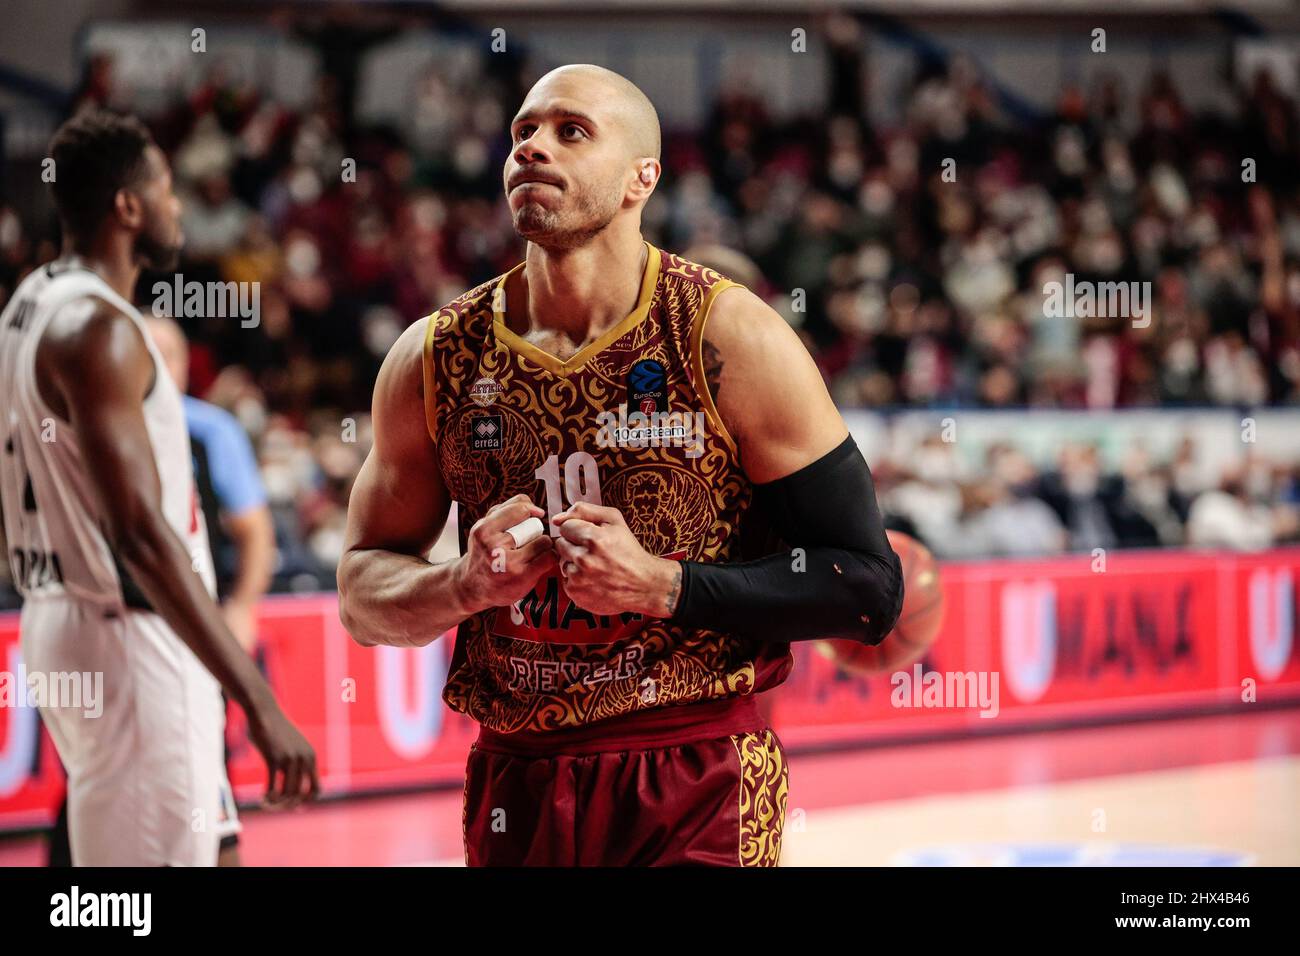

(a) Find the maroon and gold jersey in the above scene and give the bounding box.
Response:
[423,242,792,734]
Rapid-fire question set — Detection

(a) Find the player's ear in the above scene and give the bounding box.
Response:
[114,186,145,230]
[630,159,660,202]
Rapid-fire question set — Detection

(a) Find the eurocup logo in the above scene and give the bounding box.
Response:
[629,360,664,394]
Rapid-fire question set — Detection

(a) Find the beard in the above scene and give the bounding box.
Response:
[511,181,621,251]
[136,227,181,273]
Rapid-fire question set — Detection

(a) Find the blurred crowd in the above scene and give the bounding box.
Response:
[878,435,1300,560]
[2,14,1300,591]
[771,57,1300,411]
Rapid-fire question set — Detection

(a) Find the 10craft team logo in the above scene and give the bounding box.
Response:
[595,406,707,459]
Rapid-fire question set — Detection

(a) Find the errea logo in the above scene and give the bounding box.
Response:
[469,413,503,451]
[50,886,151,936]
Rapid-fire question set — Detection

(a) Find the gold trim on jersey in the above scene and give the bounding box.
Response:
[421,312,439,445]
[689,280,741,460]
[731,729,788,867]
[491,242,662,377]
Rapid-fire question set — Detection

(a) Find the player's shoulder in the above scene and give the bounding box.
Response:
[700,279,787,350]
[657,246,740,293]
[426,270,511,344]
[656,246,781,346]
[381,314,434,380]
[42,290,148,364]
[29,262,131,325]
[34,294,154,408]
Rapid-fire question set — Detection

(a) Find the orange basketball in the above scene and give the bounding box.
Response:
[815,530,944,674]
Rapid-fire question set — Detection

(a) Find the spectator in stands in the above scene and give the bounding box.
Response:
[180,171,253,263]
[1187,466,1279,552]
[956,477,1068,558]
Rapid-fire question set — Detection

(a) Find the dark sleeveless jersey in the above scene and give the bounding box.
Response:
[423,242,793,734]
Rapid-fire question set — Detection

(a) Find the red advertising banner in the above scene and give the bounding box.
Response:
[3,548,1299,832]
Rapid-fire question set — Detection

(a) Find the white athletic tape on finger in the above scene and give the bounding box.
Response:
[505,516,544,549]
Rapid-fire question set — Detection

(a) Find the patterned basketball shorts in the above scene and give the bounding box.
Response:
[463,727,788,867]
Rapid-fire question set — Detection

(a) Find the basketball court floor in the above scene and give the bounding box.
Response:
[1,706,1295,866]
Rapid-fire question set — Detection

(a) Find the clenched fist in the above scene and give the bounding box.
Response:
[552,502,682,618]
[454,494,558,613]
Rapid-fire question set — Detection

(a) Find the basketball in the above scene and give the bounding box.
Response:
[816,530,944,675]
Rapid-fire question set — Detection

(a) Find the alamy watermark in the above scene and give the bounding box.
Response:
[152,275,260,328]
[891,664,1000,718]
[596,405,707,459]
[1043,274,1151,328]
[50,886,150,935]
[0,669,103,718]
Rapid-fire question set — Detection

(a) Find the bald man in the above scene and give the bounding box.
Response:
[339,65,903,866]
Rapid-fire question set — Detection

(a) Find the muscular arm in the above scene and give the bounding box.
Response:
[703,287,849,481]
[40,304,288,716]
[674,285,903,644]
[338,318,554,648]
[336,319,462,647]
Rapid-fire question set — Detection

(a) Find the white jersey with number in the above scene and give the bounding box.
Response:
[0,261,216,609]
[0,261,235,866]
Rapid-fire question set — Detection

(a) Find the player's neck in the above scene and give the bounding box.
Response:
[60,234,141,303]
[519,236,648,340]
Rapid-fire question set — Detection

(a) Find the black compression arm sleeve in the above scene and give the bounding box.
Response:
[668,435,904,645]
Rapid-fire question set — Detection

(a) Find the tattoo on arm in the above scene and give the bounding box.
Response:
[664,563,683,617]
[702,338,724,407]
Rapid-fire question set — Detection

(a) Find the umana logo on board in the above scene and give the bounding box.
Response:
[1001,581,1057,703]
[1249,567,1294,680]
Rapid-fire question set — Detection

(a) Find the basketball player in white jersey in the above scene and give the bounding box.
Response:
[0,109,317,866]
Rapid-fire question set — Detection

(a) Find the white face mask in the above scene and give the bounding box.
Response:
[1245,465,1273,501]
[259,461,295,504]
[285,238,321,278]
[1064,465,1099,497]
[0,208,20,251]
[857,244,891,282]
[287,166,322,205]
[1131,474,1168,510]
[915,447,956,485]
[233,396,267,439]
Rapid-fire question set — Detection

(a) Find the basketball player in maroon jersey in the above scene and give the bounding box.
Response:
[339,65,902,866]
